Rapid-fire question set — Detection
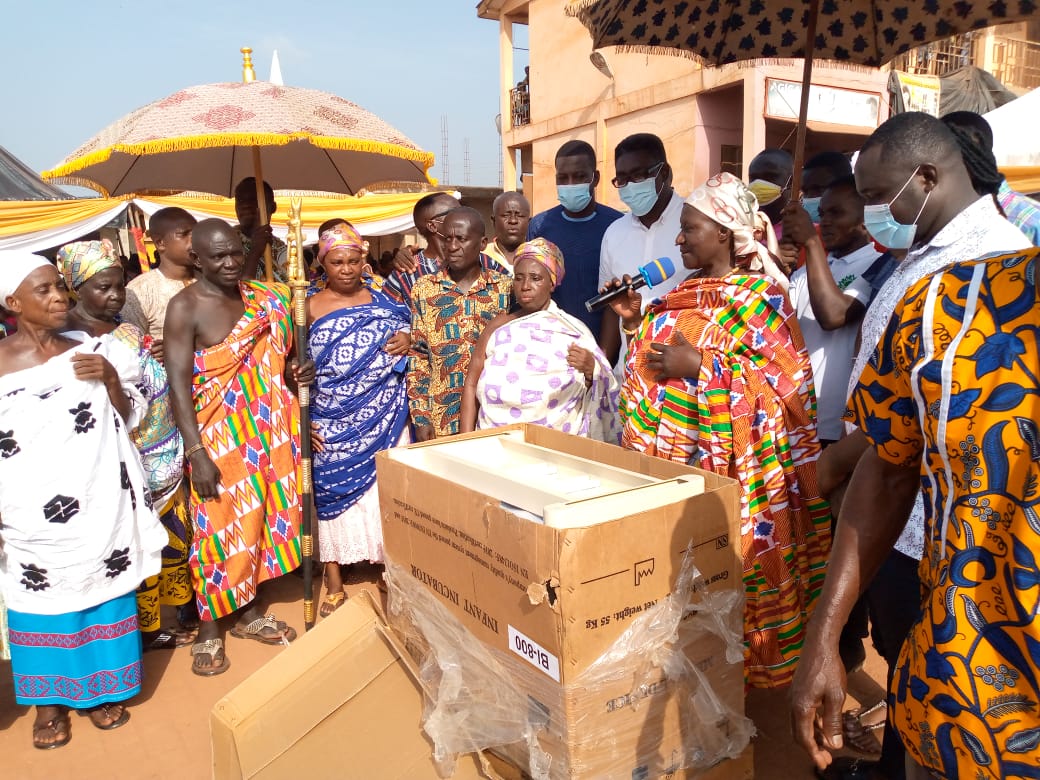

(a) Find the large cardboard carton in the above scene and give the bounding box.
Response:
[377,425,749,779]
[210,593,499,780]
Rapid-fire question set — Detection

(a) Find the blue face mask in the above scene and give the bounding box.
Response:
[557,183,593,214]
[801,196,822,223]
[618,177,661,217]
[863,168,930,250]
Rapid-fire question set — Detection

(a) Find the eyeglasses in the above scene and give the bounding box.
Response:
[612,161,664,189]
[427,209,453,226]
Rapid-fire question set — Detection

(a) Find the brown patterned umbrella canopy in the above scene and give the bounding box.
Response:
[42,81,434,197]
[567,0,1038,68]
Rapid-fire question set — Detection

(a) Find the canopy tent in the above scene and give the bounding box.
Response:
[0,146,73,201]
[0,190,451,253]
[986,88,1040,168]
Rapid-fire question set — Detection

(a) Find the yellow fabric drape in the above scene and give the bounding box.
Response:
[1004,166,1040,196]
[141,190,442,231]
[0,190,449,241]
[0,198,130,238]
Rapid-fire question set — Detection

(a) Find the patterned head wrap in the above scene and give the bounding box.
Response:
[0,250,53,305]
[512,238,566,288]
[317,222,365,262]
[56,239,121,293]
[685,172,760,258]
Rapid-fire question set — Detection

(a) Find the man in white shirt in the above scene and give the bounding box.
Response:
[791,111,1031,780]
[598,133,684,370]
[784,177,879,444]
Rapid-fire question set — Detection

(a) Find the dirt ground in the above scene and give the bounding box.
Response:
[0,565,890,779]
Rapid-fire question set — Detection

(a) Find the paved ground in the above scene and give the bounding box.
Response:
[0,565,889,779]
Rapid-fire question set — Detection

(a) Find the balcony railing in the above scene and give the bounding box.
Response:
[891,33,978,77]
[510,85,530,128]
[991,37,1040,90]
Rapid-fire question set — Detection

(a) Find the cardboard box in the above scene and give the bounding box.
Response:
[377,425,748,779]
[210,593,500,780]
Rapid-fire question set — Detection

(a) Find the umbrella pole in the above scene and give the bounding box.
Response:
[241,47,275,283]
[286,198,316,631]
[791,0,821,198]
[252,148,276,284]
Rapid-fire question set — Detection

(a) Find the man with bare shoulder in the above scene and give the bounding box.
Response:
[165,219,312,676]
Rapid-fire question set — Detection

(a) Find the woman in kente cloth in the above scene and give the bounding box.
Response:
[604,172,832,689]
[308,224,410,616]
[459,238,619,442]
[0,250,166,749]
[56,239,196,651]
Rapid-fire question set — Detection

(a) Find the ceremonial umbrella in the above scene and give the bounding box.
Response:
[43,49,435,631]
[567,0,1038,193]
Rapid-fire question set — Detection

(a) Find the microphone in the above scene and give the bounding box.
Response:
[584,256,676,312]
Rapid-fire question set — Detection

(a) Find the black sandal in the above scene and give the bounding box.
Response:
[32,708,71,750]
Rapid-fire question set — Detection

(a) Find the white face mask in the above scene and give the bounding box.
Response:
[862,167,930,250]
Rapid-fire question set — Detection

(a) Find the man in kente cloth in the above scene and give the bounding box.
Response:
[165,219,313,675]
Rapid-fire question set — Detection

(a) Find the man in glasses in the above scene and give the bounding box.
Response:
[385,193,508,307]
[598,133,684,369]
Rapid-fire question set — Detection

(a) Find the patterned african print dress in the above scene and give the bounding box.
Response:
[108,323,193,633]
[189,281,301,621]
[475,303,620,442]
[620,273,832,689]
[848,249,1040,779]
[309,289,410,565]
[0,333,166,707]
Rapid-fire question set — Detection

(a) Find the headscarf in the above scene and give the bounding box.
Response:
[512,238,565,288]
[0,250,53,305]
[56,239,121,294]
[317,223,365,262]
[685,172,760,259]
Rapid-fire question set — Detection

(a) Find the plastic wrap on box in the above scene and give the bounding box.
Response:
[384,548,754,780]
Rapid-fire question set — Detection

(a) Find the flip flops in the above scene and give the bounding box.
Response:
[32,708,71,750]
[319,591,347,618]
[143,627,197,652]
[87,703,130,730]
[191,637,231,676]
[230,613,297,645]
[843,700,886,756]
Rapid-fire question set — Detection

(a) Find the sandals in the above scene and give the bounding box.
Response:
[843,700,886,756]
[87,702,130,730]
[191,637,231,677]
[320,591,347,618]
[32,708,71,750]
[230,613,297,645]
[143,627,197,652]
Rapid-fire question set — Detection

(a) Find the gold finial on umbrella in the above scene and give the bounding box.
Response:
[241,47,256,83]
[286,197,316,630]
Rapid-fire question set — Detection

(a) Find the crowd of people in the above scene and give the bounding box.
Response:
[0,108,1038,780]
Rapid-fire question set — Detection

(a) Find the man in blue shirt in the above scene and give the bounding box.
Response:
[527,140,623,340]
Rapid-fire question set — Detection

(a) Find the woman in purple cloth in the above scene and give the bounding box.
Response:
[460,238,619,442]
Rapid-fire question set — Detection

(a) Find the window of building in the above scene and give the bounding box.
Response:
[720,145,742,178]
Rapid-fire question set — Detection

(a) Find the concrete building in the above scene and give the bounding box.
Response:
[477,1,1039,213]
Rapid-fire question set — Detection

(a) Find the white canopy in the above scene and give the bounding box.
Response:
[984,88,1040,167]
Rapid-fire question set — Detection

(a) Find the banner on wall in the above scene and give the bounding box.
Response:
[765,79,882,129]
[892,72,941,116]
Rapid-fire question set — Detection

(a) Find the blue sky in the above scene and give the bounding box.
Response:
[3,0,527,188]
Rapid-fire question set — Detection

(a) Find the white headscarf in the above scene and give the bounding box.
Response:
[0,250,53,305]
[685,172,759,258]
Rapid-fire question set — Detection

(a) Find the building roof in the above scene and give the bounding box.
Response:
[475,0,529,22]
